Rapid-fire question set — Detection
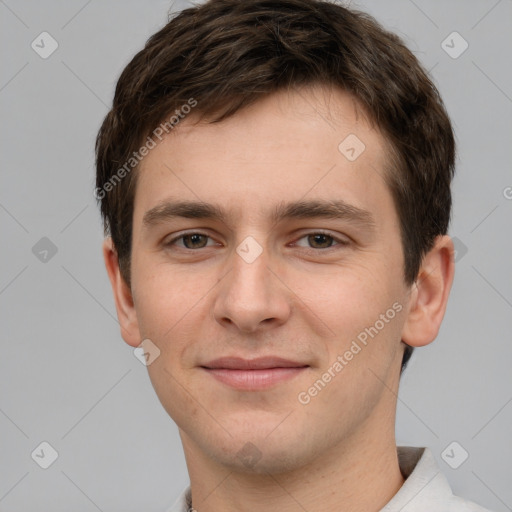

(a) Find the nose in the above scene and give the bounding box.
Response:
[212,240,291,334]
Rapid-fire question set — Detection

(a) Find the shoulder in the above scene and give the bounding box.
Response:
[447,494,493,512]
[383,447,495,512]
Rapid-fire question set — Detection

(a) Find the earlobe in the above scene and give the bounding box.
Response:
[102,237,141,347]
[401,235,455,348]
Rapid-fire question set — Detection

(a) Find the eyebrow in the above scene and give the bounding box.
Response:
[142,198,376,231]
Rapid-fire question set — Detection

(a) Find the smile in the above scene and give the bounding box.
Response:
[201,357,309,390]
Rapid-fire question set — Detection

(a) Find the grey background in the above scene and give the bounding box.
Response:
[1,0,511,511]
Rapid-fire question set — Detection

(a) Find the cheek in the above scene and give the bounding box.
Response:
[293,258,396,323]
[131,263,213,351]
[294,260,406,366]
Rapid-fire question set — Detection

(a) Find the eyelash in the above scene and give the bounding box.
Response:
[165,230,349,251]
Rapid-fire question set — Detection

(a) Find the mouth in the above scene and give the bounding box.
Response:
[200,356,309,390]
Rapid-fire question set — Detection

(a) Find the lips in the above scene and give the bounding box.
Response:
[201,357,309,390]
[202,356,309,370]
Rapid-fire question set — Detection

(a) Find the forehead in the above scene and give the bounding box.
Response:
[134,84,396,227]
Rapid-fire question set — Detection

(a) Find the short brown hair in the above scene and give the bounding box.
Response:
[95,0,456,370]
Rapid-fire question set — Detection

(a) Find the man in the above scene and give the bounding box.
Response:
[95,0,492,510]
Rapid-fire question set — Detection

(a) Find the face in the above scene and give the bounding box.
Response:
[120,85,416,473]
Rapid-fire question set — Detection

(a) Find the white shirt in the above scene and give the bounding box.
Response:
[166,446,492,511]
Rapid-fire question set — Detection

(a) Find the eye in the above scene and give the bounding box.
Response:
[164,231,349,252]
[293,231,349,250]
[165,232,217,249]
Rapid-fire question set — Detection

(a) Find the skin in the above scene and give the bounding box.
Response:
[103,83,455,512]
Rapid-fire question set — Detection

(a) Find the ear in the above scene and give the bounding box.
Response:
[102,237,141,347]
[401,235,455,347]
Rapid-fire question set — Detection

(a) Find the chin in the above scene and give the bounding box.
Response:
[207,427,314,475]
